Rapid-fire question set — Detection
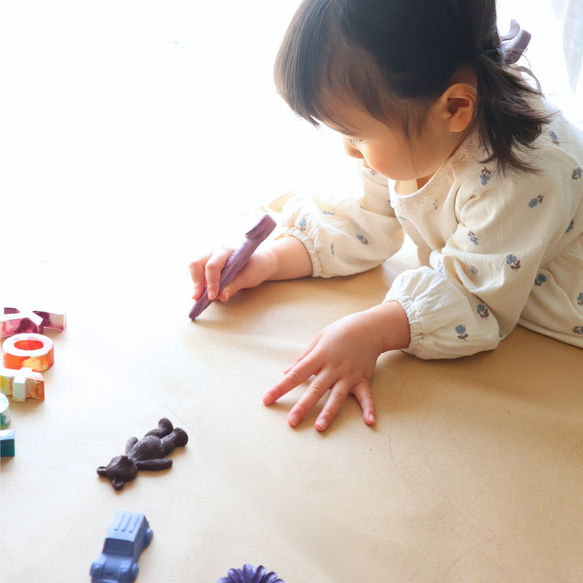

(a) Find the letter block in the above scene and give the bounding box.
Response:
[1,307,67,338]
[0,429,15,457]
[0,394,10,428]
[3,333,55,372]
[0,366,45,402]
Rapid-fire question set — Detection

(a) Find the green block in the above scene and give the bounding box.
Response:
[0,394,10,429]
[0,429,15,457]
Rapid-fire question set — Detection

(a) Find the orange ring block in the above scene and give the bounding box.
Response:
[2,333,55,372]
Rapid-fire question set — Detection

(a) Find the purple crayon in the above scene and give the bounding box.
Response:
[189,214,277,320]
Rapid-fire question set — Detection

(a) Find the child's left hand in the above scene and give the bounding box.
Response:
[263,302,410,431]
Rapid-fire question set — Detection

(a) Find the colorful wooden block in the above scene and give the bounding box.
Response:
[0,310,44,337]
[1,307,67,338]
[0,394,10,428]
[3,333,55,372]
[0,429,15,457]
[0,367,45,401]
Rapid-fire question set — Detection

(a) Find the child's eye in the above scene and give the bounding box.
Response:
[347,138,364,145]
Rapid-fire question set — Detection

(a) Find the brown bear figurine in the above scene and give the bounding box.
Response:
[97,418,188,490]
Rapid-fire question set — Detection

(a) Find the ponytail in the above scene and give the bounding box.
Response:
[470,25,555,174]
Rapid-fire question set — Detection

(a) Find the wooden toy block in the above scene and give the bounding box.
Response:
[3,333,55,372]
[0,310,44,337]
[2,307,67,337]
[0,429,15,457]
[0,367,45,401]
[0,394,10,428]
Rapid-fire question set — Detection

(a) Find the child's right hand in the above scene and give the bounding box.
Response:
[189,247,276,302]
[190,235,313,303]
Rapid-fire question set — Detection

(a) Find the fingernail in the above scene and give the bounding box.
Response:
[316,418,327,431]
[288,414,298,427]
[368,413,375,424]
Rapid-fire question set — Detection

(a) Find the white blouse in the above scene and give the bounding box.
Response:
[280,108,583,359]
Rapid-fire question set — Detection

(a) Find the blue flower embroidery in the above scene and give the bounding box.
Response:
[573,326,583,335]
[573,167,582,180]
[470,266,478,275]
[480,168,492,186]
[506,254,521,271]
[535,274,547,286]
[298,217,307,232]
[468,230,479,245]
[577,293,583,307]
[476,304,490,319]
[356,234,369,245]
[330,243,335,257]
[322,210,335,216]
[455,324,468,341]
[528,194,544,208]
[550,131,560,145]
[433,200,439,210]
[566,220,575,233]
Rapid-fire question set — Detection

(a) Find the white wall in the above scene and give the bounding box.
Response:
[1,0,580,268]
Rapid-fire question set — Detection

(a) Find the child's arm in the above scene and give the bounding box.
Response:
[263,301,410,431]
[189,235,312,302]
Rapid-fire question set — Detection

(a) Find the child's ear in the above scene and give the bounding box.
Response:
[439,83,477,133]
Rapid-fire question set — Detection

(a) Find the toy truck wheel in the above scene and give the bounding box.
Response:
[131,563,139,581]
[144,528,153,546]
[90,563,102,578]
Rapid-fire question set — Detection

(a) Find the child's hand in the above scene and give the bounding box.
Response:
[263,302,410,431]
[189,247,275,302]
[189,236,313,302]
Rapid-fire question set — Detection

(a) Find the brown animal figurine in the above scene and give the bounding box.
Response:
[97,418,188,490]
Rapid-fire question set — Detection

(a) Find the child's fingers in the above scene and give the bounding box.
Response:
[189,252,212,299]
[286,370,338,428]
[204,247,235,300]
[351,382,375,426]
[218,278,242,302]
[189,252,212,283]
[263,355,320,406]
[314,379,353,432]
[283,338,319,375]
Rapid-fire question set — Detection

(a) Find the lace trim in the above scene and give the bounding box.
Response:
[391,132,483,215]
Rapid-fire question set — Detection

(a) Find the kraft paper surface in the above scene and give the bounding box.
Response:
[2,213,583,583]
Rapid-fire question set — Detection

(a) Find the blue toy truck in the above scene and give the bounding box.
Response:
[90,511,153,583]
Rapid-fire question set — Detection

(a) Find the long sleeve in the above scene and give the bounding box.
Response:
[280,165,404,277]
[386,139,582,360]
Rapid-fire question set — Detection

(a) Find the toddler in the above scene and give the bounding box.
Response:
[190,0,583,431]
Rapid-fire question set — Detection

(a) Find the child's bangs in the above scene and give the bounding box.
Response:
[273,0,393,131]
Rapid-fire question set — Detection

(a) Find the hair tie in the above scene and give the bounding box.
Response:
[469,45,503,63]
[469,19,531,65]
[500,19,531,64]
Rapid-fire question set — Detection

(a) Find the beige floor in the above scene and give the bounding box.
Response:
[2,1,583,582]
[2,219,583,582]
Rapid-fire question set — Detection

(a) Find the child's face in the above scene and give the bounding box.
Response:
[322,97,468,184]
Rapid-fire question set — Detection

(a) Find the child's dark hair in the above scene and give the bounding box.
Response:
[274,0,554,174]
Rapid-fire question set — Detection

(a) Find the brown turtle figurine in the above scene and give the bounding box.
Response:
[97,418,188,490]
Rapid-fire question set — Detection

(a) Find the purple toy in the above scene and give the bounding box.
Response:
[90,511,153,583]
[217,564,284,583]
[97,418,188,490]
[189,214,277,320]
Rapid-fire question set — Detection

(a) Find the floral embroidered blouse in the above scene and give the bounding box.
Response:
[280,106,583,359]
